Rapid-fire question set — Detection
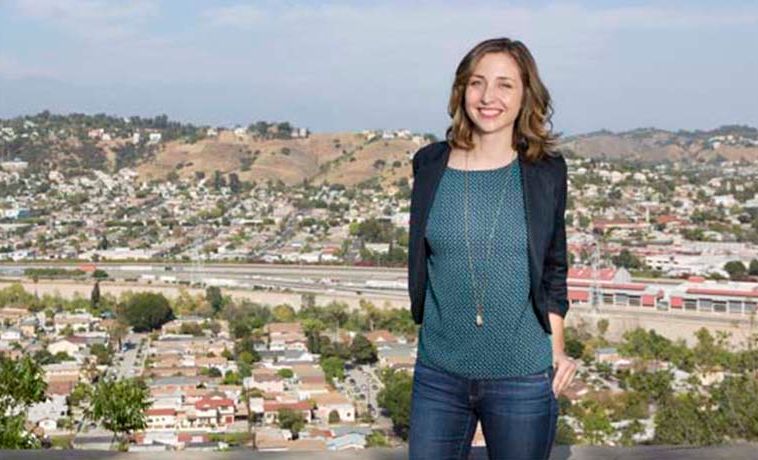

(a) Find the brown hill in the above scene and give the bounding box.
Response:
[134,131,422,187]
[560,128,758,163]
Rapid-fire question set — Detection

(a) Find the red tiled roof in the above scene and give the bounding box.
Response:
[263,400,312,412]
[46,380,77,396]
[195,397,234,410]
[569,280,647,291]
[147,408,176,416]
[685,287,758,298]
[568,267,617,281]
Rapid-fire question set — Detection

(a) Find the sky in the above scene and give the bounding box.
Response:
[0,0,757,137]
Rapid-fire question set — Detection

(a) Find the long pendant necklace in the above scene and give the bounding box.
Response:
[463,150,516,327]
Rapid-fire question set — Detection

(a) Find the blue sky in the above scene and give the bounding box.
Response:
[1,0,756,137]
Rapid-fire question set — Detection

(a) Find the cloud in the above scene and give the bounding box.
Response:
[201,2,758,31]
[591,4,758,29]
[9,0,158,40]
[202,4,266,28]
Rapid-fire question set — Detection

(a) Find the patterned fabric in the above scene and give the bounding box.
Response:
[416,160,553,378]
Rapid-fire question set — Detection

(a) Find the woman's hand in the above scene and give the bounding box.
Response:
[552,351,577,398]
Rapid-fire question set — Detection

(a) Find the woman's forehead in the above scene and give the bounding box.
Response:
[471,52,520,78]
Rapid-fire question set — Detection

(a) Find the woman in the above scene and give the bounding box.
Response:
[407,37,577,459]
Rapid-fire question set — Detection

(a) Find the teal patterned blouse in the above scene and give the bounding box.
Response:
[416,160,553,378]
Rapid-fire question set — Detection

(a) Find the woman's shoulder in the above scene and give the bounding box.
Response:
[531,148,567,179]
[412,141,449,173]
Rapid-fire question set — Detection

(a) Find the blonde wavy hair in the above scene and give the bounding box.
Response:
[446,37,559,162]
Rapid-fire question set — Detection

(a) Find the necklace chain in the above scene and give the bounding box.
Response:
[462,150,516,327]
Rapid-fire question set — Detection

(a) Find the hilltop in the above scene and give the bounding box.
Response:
[2,112,757,188]
[561,125,758,164]
[0,112,430,188]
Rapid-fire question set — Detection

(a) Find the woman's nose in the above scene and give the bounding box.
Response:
[481,83,494,103]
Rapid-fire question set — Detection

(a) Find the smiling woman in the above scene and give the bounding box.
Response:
[447,38,558,164]
[407,37,575,460]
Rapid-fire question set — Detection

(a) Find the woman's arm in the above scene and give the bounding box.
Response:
[549,312,576,397]
[548,312,565,354]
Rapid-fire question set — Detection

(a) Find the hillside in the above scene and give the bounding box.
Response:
[560,125,758,164]
[133,131,422,187]
[2,113,757,187]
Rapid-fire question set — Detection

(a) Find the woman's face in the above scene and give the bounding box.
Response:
[464,52,523,137]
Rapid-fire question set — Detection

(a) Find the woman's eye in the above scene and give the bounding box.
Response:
[469,80,481,87]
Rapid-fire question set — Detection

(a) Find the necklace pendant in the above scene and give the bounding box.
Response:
[475,311,483,327]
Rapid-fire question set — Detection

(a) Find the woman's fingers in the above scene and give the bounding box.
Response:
[553,358,577,397]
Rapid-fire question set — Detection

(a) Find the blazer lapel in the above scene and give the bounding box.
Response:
[417,143,450,242]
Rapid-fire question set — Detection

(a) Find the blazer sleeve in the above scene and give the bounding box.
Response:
[542,155,570,318]
[408,150,421,296]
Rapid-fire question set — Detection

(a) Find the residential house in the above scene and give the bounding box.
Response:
[310,391,355,423]
[262,399,313,425]
[146,408,178,431]
[193,395,235,430]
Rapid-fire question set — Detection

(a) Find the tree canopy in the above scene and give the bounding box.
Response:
[119,292,174,332]
[89,378,151,447]
[0,355,48,448]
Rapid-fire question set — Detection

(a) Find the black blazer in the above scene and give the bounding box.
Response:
[407,141,569,335]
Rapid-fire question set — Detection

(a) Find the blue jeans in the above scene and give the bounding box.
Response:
[408,359,558,460]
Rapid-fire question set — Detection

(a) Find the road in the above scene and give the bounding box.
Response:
[109,333,148,380]
[343,364,393,430]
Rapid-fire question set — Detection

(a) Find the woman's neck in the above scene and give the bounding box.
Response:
[469,129,516,163]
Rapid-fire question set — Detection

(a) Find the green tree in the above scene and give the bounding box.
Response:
[320,356,345,383]
[723,260,747,280]
[693,327,731,371]
[108,321,129,351]
[365,430,389,447]
[565,334,585,359]
[91,281,101,308]
[119,292,174,332]
[612,249,643,269]
[205,286,223,315]
[223,371,242,385]
[68,381,92,411]
[272,304,296,322]
[377,368,412,440]
[749,259,758,276]
[654,392,722,445]
[89,378,151,449]
[627,370,674,404]
[277,408,306,440]
[0,355,47,448]
[90,343,113,365]
[301,318,326,354]
[555,418,576,445]
[597,318,609,339]
[234,337,262,364]
[277,368,294,379]
[579,400,614,445]
[350,334,378,365]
